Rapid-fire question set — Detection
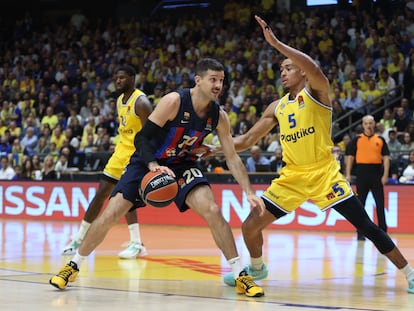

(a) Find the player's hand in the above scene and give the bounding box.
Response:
[148,162,176,177]
[188,144,219,159]
[255,15,278,46]
[246,194,266,216]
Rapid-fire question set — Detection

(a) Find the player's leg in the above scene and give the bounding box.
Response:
[51,160,146,290]
[118,209,148,259]
[334,196,414,293]
[50,193,134,290]
[185,184,263,297]
[62,176,116,255]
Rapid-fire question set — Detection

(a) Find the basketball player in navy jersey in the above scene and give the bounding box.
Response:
[220,16,414,294]
[50,58,266,297]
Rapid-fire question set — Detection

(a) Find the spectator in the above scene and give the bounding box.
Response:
[20,157,35,180]
[50,124,66,150]
[399,150,414,184]
[394,106,411,138]
[343,87,365,124]
[377,68,396,98]
[41,106,59,130]
[392,60,412,100]
[400,132,414,156]
[54,153,69,179]
[32,154,43,179]
[228,81,244,113]
[362,78,382,118]
[67,115,83,141]
[387,129,402,178]
[8,120,21,142]
[0,156,16,180]
[399,98,413,119]
[269,147,284,175]
[379,107,396,130]
[265,132,281,152]
[245,145,270,172]
[222,97,238,129]
[34,136,51,156]
[11,165,22,180]
[10,138,24,165]
[80,98,94,122]
[332,145,346,174]
[41,154,58,181]
[233,111,252,136]
[20,126,38,156]
[0,134,12,156]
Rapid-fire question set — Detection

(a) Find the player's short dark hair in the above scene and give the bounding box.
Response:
[117,65,136,76]
[195,58,224,76]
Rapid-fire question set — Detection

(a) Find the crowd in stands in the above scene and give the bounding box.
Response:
[0,1,414,183]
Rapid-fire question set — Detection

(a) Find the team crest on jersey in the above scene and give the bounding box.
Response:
[205,117,213,131]
[181,111,190,124]
[298,96,305,109]
[165,148,176,157]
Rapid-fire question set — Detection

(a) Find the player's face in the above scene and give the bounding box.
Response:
[280,59,303,89]
[115,71,133,93]
[198,69,224,100]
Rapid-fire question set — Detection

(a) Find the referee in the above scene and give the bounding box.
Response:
[345,115,390,241]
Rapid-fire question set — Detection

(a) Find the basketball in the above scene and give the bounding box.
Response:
[140,171,178,208]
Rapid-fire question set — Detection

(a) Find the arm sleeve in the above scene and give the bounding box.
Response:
[134,119,165,166]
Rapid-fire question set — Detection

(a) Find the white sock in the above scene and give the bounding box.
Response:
[250,256,264,271]
[128,223,141,244]
[401,264,414,280]
[71,251,87,269]
[228,256,243,279]
[74,220,91,242]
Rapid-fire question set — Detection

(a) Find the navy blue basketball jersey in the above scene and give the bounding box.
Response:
[154,88,220,165]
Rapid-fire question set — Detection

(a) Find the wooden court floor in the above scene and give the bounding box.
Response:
[1,219,414,311]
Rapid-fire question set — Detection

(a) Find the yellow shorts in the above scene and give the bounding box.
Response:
[263,158,354,213]
[103,148,134,180]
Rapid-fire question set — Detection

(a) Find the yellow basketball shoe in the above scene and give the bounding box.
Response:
[49,261,79,290]
[235,271,264,297]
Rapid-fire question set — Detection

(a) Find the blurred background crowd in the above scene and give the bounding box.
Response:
[0,0,414,182]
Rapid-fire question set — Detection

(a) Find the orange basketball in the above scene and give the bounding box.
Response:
[139,171,178,208]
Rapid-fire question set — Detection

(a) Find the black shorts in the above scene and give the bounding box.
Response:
[111,157,209,212]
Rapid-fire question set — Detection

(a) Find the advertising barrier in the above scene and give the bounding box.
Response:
[0,181,412,233]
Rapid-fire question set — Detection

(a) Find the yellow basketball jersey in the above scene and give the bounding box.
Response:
[275,88,334,166]
[116,89,145,153]
[103,89,145,180]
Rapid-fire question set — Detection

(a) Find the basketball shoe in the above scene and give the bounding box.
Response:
[224,264,268,286]
[49,261,79,290]
[61,240,81,256]
[118,242,148,259]
[408,278,414,294]
[235,271,264,297]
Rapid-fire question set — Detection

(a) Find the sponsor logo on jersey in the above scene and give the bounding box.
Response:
[280,126,315,143]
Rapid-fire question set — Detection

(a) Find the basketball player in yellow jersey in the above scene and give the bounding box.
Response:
[62,65,153,259]
[223,16,414,294]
